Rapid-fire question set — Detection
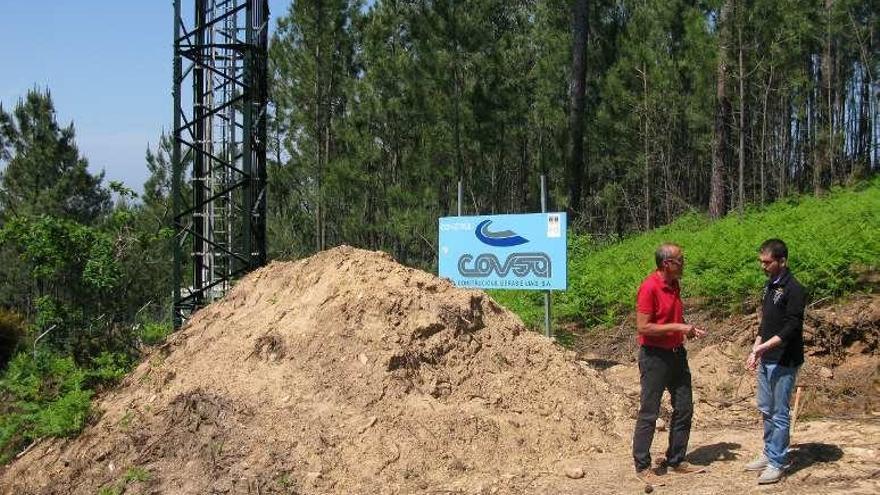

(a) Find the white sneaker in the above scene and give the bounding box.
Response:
[757,465,783,484]
[744,453,768,471]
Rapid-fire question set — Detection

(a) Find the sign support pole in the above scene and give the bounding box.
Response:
[541,175,552,339]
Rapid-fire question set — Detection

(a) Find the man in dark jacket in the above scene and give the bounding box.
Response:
[744,238,806,484]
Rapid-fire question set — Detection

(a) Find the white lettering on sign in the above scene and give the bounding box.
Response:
[440,222,474,232]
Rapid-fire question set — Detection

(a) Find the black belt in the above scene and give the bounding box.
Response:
[641,344,685,353]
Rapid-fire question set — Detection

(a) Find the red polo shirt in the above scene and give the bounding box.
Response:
[636,271,685,349]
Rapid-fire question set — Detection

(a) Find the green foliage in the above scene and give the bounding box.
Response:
[0,88,177,466]
[488,290,547,331]
[0,215,127,359]
[264,0,879,262]
[499,180,880,328]
[0,215,121,291]
[139,322,173,346]
[86,352,132,387]
[0,352,92,462]
[123,466,152,483]
[553,329,577,349]
[0,414,25,464]
[0,89,111,225]
[0,347,131,462]
[26,388,92,438]
[1,352,85,402]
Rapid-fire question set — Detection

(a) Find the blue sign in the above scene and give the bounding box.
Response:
[438,212,567,290]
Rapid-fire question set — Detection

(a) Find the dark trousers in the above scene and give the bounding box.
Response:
[632,345,694,471]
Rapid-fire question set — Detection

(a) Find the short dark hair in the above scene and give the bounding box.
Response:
[655,243,681,269]
[760,238,788,260]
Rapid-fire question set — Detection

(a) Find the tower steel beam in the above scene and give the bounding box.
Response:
[172,0,269,328]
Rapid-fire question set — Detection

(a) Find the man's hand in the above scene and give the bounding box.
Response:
[745,351,759,371]
[684,324,707,339]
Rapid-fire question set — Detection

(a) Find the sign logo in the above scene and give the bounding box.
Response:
[458,252,551,278]
[475,220,529,247]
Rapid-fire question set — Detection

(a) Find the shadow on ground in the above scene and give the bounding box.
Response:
[585,358,621,370]
[787,442,844,476]
[688,442,742,466]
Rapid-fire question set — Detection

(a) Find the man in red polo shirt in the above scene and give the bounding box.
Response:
[633,243,706,486]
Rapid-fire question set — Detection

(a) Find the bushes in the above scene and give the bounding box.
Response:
[139,321,173,346]
[0,352,92,462]
[494,179,880,328]
[0,315,174,462]
[86,352,133,387]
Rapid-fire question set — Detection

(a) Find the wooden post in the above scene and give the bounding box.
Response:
[790,386,804,441]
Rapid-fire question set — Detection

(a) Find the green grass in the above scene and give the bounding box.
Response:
[96,485,122,495]
[492,178,880,328]
[123,466,151,483]
[93,467,151,495]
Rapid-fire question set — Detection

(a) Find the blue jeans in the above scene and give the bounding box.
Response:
[756,362,800,469]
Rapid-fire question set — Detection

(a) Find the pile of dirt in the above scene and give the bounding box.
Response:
[806,295,880,359]
[0,246,630,495]
[798,295,880,418]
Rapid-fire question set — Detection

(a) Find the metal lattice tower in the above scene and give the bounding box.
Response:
[172,0,269,328]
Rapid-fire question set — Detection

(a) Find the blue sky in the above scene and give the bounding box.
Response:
[1,0,289,192]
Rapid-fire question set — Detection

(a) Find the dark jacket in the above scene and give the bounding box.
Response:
[759,269,806,367]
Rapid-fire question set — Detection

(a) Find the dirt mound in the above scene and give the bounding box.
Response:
[806,295,880,359]
[0,246,629,494]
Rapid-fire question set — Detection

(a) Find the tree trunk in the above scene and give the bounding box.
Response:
[314,38,323,252]
[737,26,745,216]
[780,98,789,198]
[760,66,772,205]
[638,64,651,230]
[567,0,589,217]
[519,133,529,212]
[816,0,834,195]
[709,0,733,219]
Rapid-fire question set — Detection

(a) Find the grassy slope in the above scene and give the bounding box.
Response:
[492,178,880,329]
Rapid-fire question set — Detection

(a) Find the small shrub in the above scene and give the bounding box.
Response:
[86,352,131,387]
[97,484,123,495]
[117,410,134,430]
[0,351,91,463]
[26,388,92,438]
[123,466,152,483]
[140,321,172,346]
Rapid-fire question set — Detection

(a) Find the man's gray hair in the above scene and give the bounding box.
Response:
[655,243,681,269]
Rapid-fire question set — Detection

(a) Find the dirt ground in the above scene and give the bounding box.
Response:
[0,246,877,494]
